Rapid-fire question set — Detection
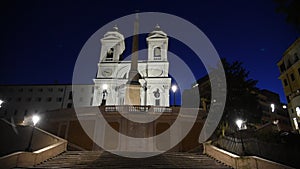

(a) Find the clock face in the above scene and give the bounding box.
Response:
[102,68,113,77]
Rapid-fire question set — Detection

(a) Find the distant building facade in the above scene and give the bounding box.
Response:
[277,37,300,131]
[0,84,94,121]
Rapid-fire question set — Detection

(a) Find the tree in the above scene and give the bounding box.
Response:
[211,58,260,136]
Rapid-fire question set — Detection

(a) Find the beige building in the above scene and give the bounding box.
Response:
[277,38,300,131]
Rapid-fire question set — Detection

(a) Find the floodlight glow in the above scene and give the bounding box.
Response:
[103,84,108,90]
[282,105,287,109]
[32,115,40,126]
[271,104,275,112]
[0,99,3,108]
[236,119,243,130]
[296,107,300,117]
[171,85,177,93]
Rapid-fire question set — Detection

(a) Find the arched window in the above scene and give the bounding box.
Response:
[106,48,114,61]
[154,47,161,60]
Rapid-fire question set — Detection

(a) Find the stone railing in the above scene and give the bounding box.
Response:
[0,127,67,169]
[104,105,172,113]
[203,142,294,169]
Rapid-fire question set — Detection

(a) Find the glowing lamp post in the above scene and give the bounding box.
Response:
[101,84,108,106]
[235,118,246,155]
[26,115,40,151]
[0,99,3,108]
[171,85,177,106]
[270,103,275,113]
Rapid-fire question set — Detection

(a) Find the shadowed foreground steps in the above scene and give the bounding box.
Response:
[15,151,231,169]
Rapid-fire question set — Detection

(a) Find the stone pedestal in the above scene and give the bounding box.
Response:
[124,84,141,105]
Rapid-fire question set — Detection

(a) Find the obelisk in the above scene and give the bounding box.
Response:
[124,13,141,105]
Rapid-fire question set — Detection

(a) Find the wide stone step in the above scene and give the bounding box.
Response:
[15,151,231,169]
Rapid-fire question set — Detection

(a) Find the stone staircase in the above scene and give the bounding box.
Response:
[16,151,231,168]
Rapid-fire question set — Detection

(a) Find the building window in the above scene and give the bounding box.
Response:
[14,110,18,116]
[48,88,53,92]
[58,88,64,92]
[154,47,161,60]
[18,88,23,92]
[29,88,33,92]
[57,97,62,102]
[294,53,299,62]
[280,63,286,72]
[36,97,42,102]
[69,91,73,100]
[106,48,114,61]
[17,98,21,102]
[39,88,43,92]
[24,110,28,116]
[291,73,295,81]
[47,97,52,102]
[293,118,299,130]
[67,103,72,108]
[90,97,93,106]
[284,79,288,86]
[27,98,32,102]
[155,99,160,106]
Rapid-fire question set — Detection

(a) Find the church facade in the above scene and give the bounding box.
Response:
[93,25,171,106]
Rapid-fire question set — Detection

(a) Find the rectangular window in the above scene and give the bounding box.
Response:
[58,88,64,92]
[67,103,72,108]
[293,118,299,130]
[280,63,286,72]
[36,97,42,102]
[29,88,33,92]
[155,99,160,106]
[48,88,53,92]
[90,97,93,105]
[47,97,52,102]
[291,73,295,81]
[39,88,43,92]
[57,97,62,102]
[69,91,73,100]
[14,110,18,115]
[27,98,32,102]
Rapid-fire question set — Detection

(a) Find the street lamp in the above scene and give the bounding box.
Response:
[26,115,40,152]
[296,107,300,117]
[171,85,177,106]
[235,118,246,155]
[282,105,287,109]
[0,99,4,108]
[270,103,275,112]
[101,84,108,106]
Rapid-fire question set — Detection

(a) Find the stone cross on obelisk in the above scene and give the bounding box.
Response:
[124,13,141,105]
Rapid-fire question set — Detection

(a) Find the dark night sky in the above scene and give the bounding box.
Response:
[0,0,298,103]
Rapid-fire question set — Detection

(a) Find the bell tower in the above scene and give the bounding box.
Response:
[146,24,168,62]
[99,26,125,62]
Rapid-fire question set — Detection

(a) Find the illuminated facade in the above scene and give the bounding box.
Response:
[93,26,171,106]
[277,38,300,131]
